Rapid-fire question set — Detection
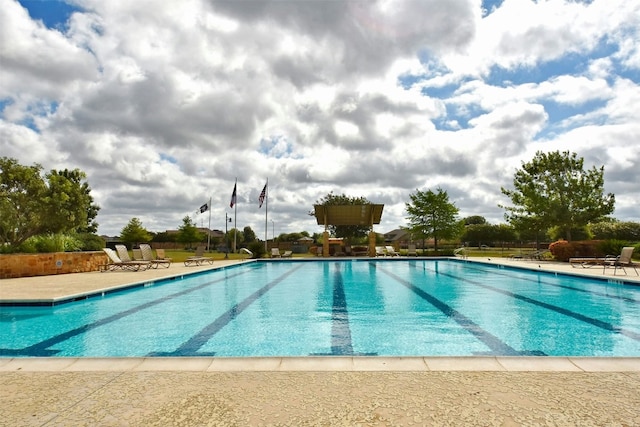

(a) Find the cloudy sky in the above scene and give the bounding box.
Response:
[1,0,639,239]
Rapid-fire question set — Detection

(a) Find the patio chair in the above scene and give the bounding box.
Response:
[375,246,386,257]
[271,248,281,258]
[385,246,400,257]
[184,245,214,266]
[569,257,606,268]
[102,247,150,272]
[139,244,171,268]
[132,248,143,261]
[282,250,293,258]
[115,244,152,270]
[407,244,418,256]
[155,249,171,261]
[603,247,639,276]
[523,249,549,261]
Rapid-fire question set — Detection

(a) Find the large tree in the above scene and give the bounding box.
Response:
[0,157,100,249]
[313,192,372,242]
[405,187,461,251]
[120,217,152,247]
[501,151,615,241]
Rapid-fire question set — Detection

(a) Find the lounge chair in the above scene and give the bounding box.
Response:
[385,246,400,257]
[102,247,150,271]
[569,257,606,268]
[184,245,214,266]
[132,248,143,261]
[139,244,171,268]
[407,244,418,257]
[523,249,549,260]
[115,244,152,270]
[603,247,639,276]
[271,248,281,258]
[375,246,386,257]
[282,250,293,258]
[155,249,171,261]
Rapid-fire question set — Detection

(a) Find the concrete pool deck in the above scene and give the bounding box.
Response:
[1,257,640,425]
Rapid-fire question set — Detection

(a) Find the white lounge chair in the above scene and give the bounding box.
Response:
[102,247,150,271]
[139,244,171,268]
[184,246,214,266]
[271,248,281,258]
[282,250,293,258]
[407,244,418,257]
[375,246,386,257]
[115,244,152,270]
[385,246,400,256]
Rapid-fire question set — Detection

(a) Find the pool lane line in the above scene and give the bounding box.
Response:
[0,268,256,357]
[417,263,640,343]
[460,263,640,304]
[152,264,307,356]
[374,264,523,356]
[330,262,354,355]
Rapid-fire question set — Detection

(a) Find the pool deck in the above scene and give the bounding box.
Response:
[2,257,640,425]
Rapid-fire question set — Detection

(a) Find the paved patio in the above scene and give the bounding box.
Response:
[1,257,639,425]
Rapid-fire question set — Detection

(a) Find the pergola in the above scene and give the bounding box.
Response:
[313,204,384,257]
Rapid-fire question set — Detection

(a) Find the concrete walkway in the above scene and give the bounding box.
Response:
[1,257,639,425]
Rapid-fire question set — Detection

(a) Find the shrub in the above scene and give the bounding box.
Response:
[548,240,574,261]
[247,241,266,259]
[75,233,105,251]
[570,240,605,258]
[597,239,630,257]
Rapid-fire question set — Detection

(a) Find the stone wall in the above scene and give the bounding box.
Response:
[0,251,107,279]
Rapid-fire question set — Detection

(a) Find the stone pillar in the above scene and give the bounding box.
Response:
[368,231,377,257]
[323,231,330,257]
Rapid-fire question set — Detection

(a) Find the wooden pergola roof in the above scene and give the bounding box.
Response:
[313,204,384,227]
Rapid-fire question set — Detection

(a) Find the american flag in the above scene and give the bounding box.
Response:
[230,183,237,208]
[258,183,267,208]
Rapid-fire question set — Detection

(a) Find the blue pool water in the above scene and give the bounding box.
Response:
[1,259,639,357]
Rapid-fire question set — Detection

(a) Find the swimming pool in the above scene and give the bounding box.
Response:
[1,259,639,357]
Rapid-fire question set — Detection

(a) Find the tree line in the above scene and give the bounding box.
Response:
[2,151,637,255]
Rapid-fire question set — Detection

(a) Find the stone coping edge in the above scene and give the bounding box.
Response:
[1,356,638,372]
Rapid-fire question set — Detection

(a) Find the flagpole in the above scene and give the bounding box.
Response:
[264,178,268,253]
[233,178,237,253]
[207,196,211,251]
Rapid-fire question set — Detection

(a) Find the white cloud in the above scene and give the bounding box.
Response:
[1,0,639,238]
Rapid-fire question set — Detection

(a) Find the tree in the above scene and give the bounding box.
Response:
[242,226,256,243]
[405,187,461,251]
[462,223,517,248]
[120,217,151,248]
[47,169,99,234]
[591,220,640,241]
[0,157,100,249]
[501,151,615,241]
[177,216,203,249]
[226,228,243,251]
[463,215,487,225]
[313,192,372,242]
